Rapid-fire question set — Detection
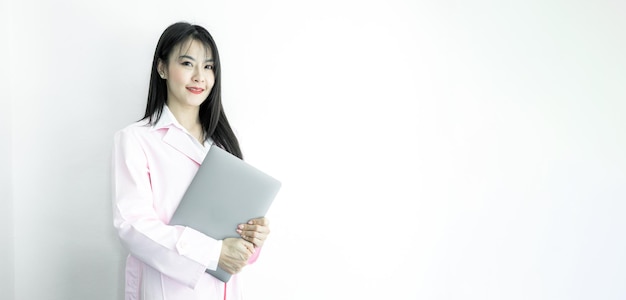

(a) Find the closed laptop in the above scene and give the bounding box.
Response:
[169,144,282,282]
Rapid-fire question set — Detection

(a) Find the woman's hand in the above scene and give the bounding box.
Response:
[237,217,270,248]
[218,238,254,275]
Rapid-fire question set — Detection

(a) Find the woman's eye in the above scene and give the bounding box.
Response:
[205,65,214,70]
[182,61,192,67]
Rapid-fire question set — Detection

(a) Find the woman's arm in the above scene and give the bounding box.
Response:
[112,128,221,289]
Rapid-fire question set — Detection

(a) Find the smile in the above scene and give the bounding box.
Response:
[187,87,205,94]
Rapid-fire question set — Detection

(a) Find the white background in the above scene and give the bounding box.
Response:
[2,0,625,299]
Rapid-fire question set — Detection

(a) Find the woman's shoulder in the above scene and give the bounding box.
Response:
[114,119,152,140]
[118,119,151,132]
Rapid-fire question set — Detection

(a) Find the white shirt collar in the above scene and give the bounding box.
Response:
[152,105,183,131]
[151,105,213,149]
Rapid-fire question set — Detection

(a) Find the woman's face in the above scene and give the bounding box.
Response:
[159,39,215,109]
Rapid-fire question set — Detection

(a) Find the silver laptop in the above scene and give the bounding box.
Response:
[169,144,282,282]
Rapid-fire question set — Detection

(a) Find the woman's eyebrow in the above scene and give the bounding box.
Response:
[178,55,214,62]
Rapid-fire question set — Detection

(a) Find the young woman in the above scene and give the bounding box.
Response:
[112,22,270,300]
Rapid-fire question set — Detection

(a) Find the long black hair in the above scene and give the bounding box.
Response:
[142,22,242,159]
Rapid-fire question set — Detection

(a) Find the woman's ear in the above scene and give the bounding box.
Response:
[157,60,167,79]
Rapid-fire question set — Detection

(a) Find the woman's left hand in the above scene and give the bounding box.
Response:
[237,217,270,248]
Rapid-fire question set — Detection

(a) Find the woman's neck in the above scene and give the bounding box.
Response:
[167,103,204,143]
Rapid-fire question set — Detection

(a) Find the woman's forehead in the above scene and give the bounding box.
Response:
[174,38,213,60]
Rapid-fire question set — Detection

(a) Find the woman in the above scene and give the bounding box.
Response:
[112,22,270,300]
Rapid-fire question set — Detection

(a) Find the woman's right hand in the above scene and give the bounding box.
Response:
[218,238,254,274]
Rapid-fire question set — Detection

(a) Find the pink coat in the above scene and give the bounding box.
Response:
[112,107,259,300]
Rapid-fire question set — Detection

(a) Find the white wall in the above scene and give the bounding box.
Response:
[1,1,15,298]
[6,0,626,299]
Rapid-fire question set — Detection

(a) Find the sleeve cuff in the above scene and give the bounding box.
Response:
[175,226,222,270]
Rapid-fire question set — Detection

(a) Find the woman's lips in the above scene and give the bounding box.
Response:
[187,87,205,94]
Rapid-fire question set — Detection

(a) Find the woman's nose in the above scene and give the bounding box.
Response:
[192,69,205,82]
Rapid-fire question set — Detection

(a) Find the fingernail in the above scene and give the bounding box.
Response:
[236,229,242,234]
[248,220,253,225]
[238,224,244,229]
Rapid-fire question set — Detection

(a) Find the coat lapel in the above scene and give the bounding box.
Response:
[161,127,205,165]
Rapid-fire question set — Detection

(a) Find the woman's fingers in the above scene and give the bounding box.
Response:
[249,217,269,226]
[236,217,270,247]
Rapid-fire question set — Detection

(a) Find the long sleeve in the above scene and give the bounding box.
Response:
[112,128,222,290]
